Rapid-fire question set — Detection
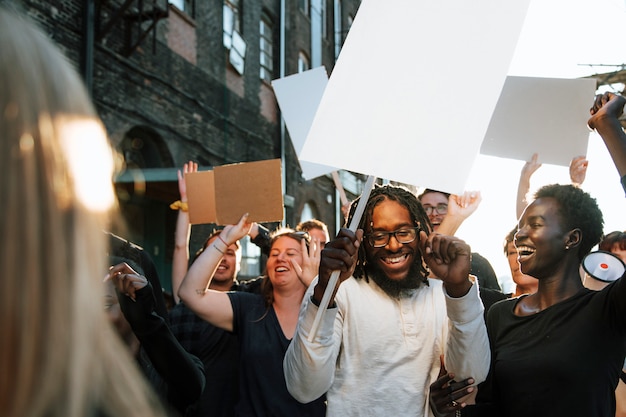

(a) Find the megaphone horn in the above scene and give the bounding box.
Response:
[582,250,626,283]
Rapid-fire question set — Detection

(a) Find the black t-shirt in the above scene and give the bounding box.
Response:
[472,277,626,417]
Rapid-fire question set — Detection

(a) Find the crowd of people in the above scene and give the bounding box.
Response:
[4,2,626,417]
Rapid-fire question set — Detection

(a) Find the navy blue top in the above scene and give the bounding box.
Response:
[169,278,263,417]
[228,292,326,417]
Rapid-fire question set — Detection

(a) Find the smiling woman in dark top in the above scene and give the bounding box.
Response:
[179,215,326,417]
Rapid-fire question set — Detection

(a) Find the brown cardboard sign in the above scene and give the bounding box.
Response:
[186,170,216,224]
[186,159,284,225]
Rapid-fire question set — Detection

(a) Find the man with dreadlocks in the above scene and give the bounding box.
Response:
[284,184,489,417]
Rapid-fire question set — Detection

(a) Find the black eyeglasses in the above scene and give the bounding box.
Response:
[422,203,448,216]
[366,226,420,248]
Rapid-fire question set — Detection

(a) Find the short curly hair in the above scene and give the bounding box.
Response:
[533,184,604,261]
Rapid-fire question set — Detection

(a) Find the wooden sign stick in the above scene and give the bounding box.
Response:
[331,170,349,207]
[307,174,377,342]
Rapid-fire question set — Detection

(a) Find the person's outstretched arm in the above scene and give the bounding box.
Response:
[569,155,588,187]
[516,153,588,220]
[178,214,251,331]
[171,161,197,303]
[516,153,541,220]
[107,262,206,412]
[437,191,482,236]
[248,222,271,255]
[419,231,490,385]
[589,92,626,180]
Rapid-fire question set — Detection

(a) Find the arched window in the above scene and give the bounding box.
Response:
[120,126,173,169]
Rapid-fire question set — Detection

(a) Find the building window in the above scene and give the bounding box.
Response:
[335,13,354,60]
[320,0,327,39]
[223,0,241,36]
[311,0,328,39]
[169,0,195,17]
[259,15,273,83]
[298,51,310,73]
[299,0,310,16]
[224,0,246,74]
[240,236,261,278]
[334,0,342,59]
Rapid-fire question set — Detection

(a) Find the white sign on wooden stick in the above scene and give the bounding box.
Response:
[480,76,597,167]
[271,67,337,180]
[299,0,531,194]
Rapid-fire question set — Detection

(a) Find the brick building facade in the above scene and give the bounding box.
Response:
[18,0,364,286]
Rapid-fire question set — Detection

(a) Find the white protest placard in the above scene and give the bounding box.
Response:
[480,76,597,166]
[271,67,337,180]
[299,0,531,194]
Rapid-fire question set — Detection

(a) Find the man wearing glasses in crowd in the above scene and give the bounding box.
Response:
[418,189,503,292]
[284,184,489,417]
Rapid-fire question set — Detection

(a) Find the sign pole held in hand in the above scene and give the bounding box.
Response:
[307,175,376,342]
[331,170,349,207]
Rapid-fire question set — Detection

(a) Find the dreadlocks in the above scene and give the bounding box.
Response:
[346,184,432,284]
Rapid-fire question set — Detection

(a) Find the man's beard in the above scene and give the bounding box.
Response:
[366,258,426,299]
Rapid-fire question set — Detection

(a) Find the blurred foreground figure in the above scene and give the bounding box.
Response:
[0,5,165,417]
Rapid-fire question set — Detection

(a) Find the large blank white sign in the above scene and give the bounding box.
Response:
[480,76,596,167]
[271,67,337,180]
[299,0,531,194]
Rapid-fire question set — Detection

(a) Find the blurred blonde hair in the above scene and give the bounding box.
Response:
[0,5,164,417]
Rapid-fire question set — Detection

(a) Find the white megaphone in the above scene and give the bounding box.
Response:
[582,250,626,283]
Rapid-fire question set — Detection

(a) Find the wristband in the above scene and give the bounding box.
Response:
[212,243,225,255]
[217,234,229,248]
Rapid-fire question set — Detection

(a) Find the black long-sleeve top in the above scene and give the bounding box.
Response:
[118,283,206,416]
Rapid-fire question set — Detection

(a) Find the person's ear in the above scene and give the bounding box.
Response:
[565,228,582,250]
